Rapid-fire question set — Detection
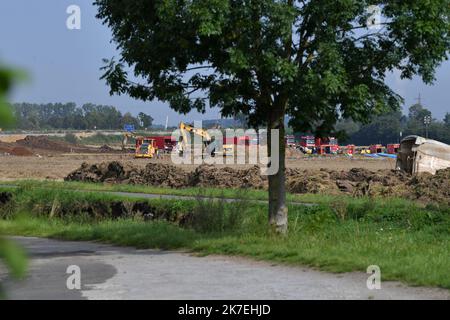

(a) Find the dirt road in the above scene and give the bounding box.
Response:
[2,237,448,300]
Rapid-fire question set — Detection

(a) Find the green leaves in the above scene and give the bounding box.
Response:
[189,0,230,36]
[0,238,27,279]
[0,66,24,128]
[0,64,28,297]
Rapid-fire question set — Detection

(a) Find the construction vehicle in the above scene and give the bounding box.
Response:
[344,144,355,155]
[134,137,157,158]
[369,144,384,154]
[122,131,158,158]
[299,136,315,153]
[387,143,400,154]
[285,135,296,147]
[315,137,339,154]
[178,122,234,157]
[121,132,136,150]
[148,136,177,153]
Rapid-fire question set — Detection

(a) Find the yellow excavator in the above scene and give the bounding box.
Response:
[122,132,157,158]
[178,122,234,157]
[134,137,157,158]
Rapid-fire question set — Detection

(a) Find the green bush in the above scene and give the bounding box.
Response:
[64,133,78,144]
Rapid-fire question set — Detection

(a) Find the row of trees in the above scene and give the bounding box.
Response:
[336,103,450,145]
[10,103,154,131]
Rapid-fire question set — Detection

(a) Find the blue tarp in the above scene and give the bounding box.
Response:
[364,154,381,158]
[377,153,397,159]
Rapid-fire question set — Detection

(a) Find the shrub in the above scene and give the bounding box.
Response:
[64,133,78,144]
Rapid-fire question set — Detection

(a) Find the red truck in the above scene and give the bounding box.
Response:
[370,144,384,154]
[223,136,251,145]
[387,143,400,154]
[315,137,339,154]
[149,136,177,153]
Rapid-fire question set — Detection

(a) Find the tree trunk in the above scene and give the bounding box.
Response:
[267,112,288,234]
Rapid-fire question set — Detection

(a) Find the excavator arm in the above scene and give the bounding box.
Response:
[179,122,216,156]
[122,132,135,150]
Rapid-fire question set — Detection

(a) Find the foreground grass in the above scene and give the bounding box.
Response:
[1,216,448,289]
[1,179,355,205]
[1,184,449,289]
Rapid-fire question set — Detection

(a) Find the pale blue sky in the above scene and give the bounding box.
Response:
[0,0,449,125]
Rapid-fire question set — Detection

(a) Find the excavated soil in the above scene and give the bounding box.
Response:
[0,135,123,156]
[17,136,120,154]
[65,161,450,205]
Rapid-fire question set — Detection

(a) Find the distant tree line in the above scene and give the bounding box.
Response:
[10,103,153,130]
[335,103,450,145]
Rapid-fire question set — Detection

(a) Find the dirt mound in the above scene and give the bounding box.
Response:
[65,161,131,183]
[65,162,265,189]
[189,165,267,189]
[131,163,189,188]
[17,136,76,152]
[65,161,450,204]
[15,135,121,154]
[406,168,450,204]
[9,146,34,156]
[286,169,340,194]
[0,141,34,156]
[98,145,115,152]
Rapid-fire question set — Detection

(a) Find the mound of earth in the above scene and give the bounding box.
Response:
[130,163,189,188]
[10,135,124,155]
[65,161,450,204]
[286,169,340,194]
[189,164,267,189]
[65,161,134,183]
[406,169,450,204]
[98,145,115,152]
[0,141,34,156]
[16,136,77,152]
[9,146,34,156]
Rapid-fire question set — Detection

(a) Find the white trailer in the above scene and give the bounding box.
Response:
[396,135,450,174]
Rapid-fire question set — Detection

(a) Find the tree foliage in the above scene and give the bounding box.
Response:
[0,65,27,296]
[10,103,152,131]
[336,104,450,145]
[96,0,449,131]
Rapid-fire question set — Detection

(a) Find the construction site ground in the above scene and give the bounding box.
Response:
[0,153,395,180]
[0,135,395,180]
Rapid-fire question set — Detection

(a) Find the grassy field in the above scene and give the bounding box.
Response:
[1,179,359,205]
[0,184,449,289]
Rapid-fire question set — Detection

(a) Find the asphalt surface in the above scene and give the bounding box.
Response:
[1,236,448,300]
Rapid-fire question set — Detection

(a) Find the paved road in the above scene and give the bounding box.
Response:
[1,236,448,300]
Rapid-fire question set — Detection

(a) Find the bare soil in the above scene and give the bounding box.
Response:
[0,152,395,181]
[0,135,123,156]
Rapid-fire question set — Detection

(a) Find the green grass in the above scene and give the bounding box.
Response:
[2,179,351,205]
[0,185,449,289]
[48,133,125,146]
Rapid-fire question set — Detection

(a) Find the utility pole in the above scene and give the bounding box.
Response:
[416,93,422,105]
[423,115,431,139]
